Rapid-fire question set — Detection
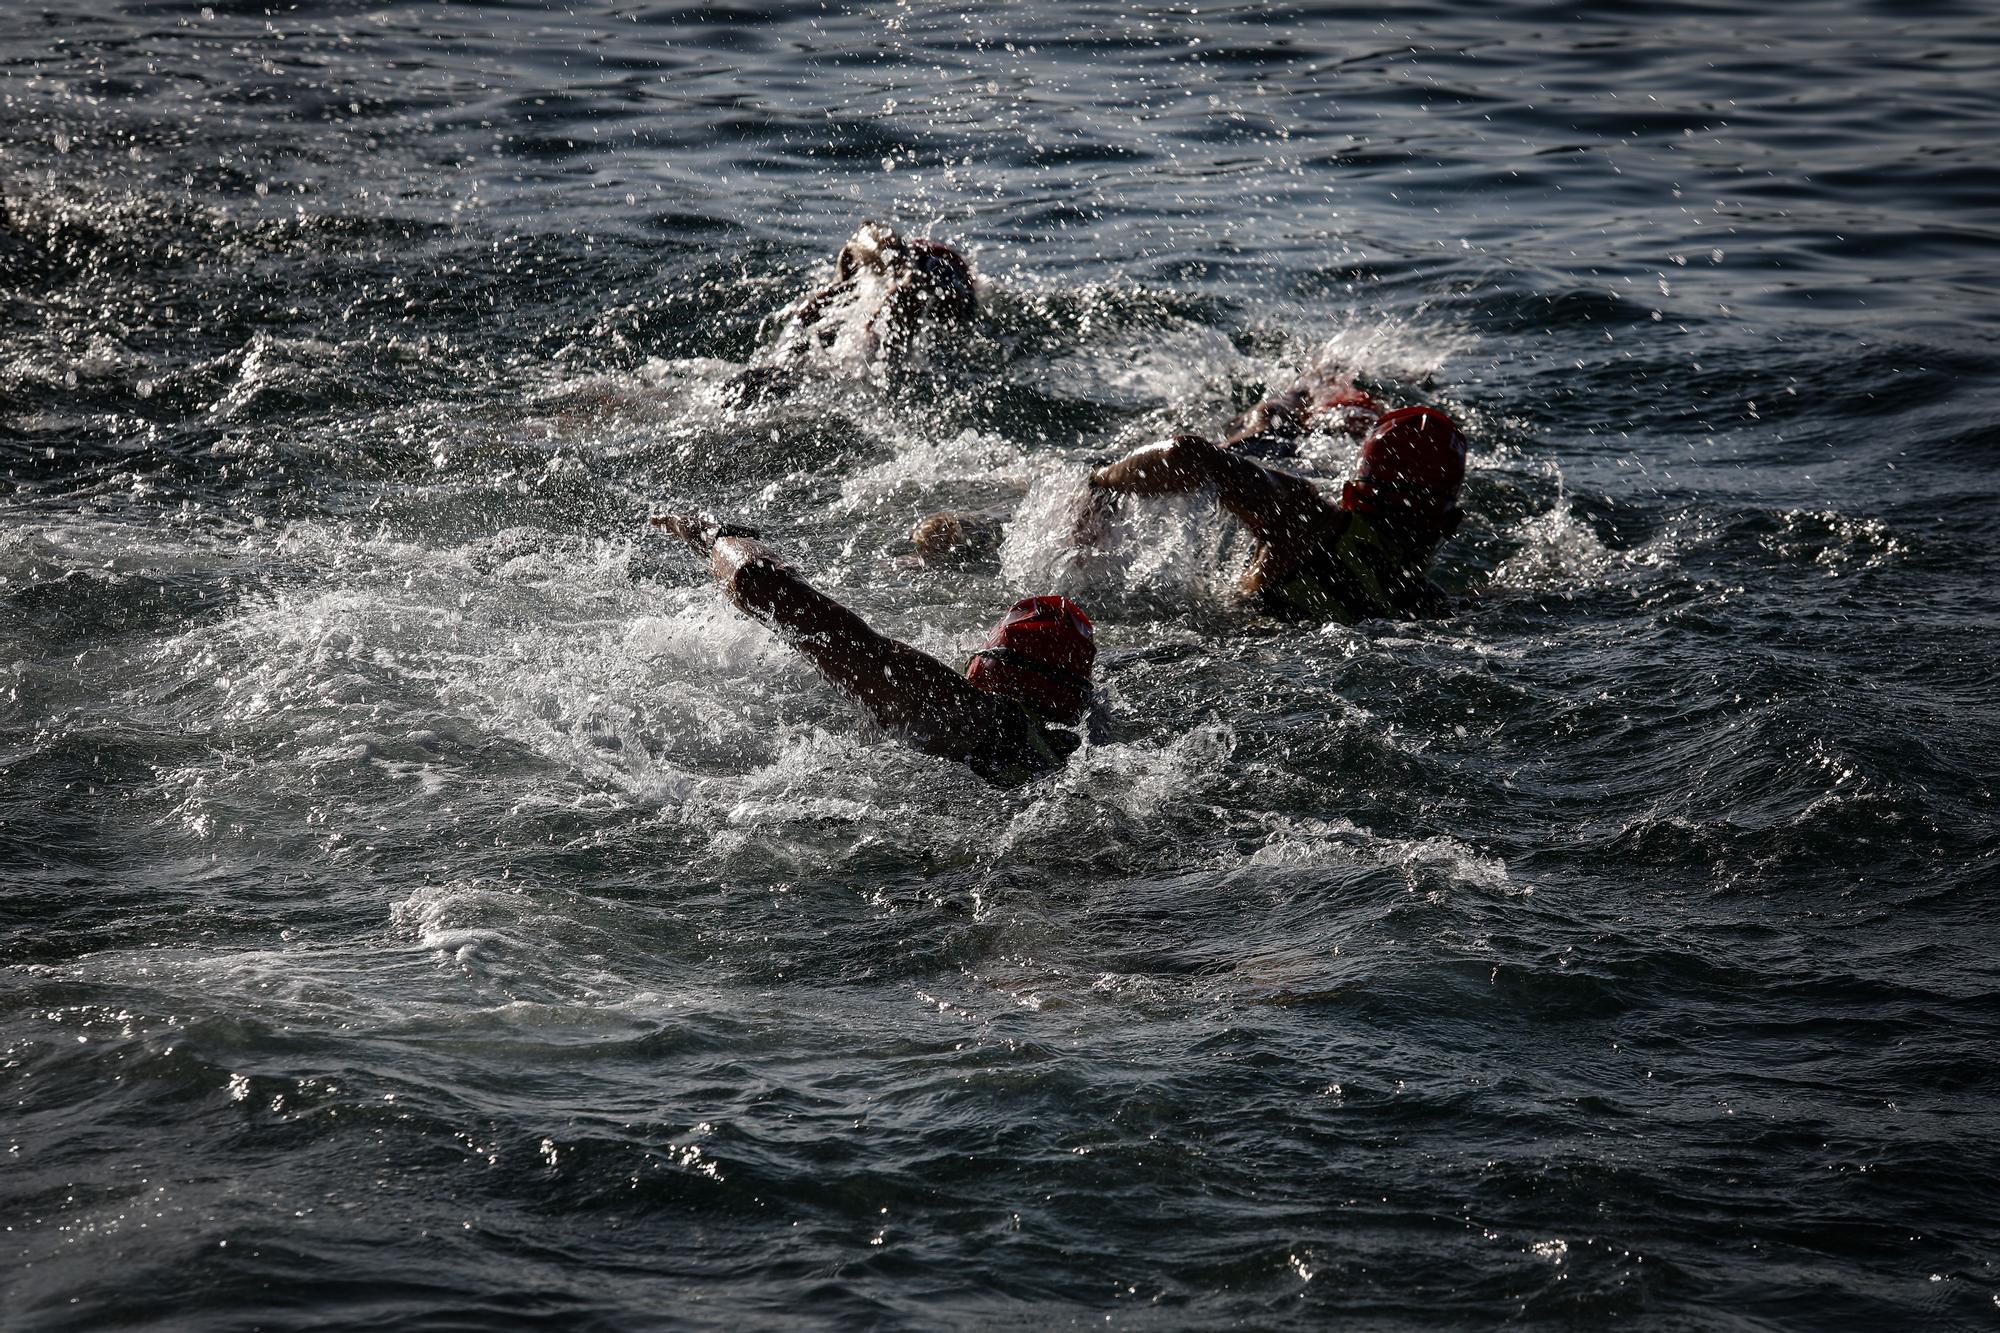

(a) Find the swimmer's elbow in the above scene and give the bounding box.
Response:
[1094,434,1215,494]
[711,539,790,609]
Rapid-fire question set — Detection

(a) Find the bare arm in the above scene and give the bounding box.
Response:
[653,514,1019,760]
[1085,433,1332,549]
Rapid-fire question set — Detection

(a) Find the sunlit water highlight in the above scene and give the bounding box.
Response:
[3,3,1997,1328]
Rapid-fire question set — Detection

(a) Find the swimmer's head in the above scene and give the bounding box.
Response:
[835,221,901,280]
[965,595,1095,724]
[834,222,976,324]
[1342,406,1468,536]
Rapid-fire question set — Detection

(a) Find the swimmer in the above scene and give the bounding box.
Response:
[903,367,1398,573]
[1077,376,1469,623]
[790,220,977,347]
[651,511,1094,785]
[726,221,977,404]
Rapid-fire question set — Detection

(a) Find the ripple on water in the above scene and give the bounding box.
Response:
[4,2,1999,1327]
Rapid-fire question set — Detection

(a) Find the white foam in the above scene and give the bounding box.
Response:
[996,720,1239,860]
[834,428,1033,513]
[1000,466,1230,606]
[1491,499,1689,591]
[1041,320,1253,411]
[1302,318,1473,389]
[763,269,898,377]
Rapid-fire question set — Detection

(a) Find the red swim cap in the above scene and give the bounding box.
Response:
[964,595,1095,723]
[1315,384,1384,416]
[1308,384,1387,439]
[1349,405,1467,506]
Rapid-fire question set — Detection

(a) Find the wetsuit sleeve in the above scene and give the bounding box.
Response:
[711,538,1030,766]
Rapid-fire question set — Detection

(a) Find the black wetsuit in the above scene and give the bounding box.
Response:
[716,550,1081,787]
[1263,507,1451,624]
[952,705,1080,787]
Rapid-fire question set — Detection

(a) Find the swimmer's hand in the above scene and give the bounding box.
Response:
[649,511,761,556]
[909,509,1005,568]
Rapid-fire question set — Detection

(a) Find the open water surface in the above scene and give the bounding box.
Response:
[3,2,1998,1328]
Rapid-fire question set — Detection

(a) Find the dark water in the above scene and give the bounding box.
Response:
[4,2,1998,1327]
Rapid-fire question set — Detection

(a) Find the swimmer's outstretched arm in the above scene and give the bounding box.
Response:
[652,514,1012,757]
[787,276,856,331]
[1084,433,1330,550]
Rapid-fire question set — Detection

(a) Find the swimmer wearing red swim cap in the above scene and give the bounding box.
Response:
[1077,374,1468,623]
[651,513,1091,784]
